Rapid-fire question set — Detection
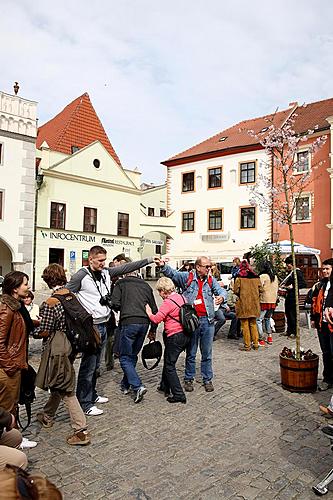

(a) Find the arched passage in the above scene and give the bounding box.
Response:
[0,238,14,276]
[139,230,173,279]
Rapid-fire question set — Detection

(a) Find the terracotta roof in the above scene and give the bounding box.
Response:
[162,108,292,165]
[293,96,333,134]
[36,93,121,166]
[162,96,333,166]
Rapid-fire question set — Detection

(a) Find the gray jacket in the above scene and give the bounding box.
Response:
[67,257,153,324]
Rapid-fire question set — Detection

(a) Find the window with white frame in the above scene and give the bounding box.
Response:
[295,150,310,173]
[0,143,3,165]
[295,195,311,222]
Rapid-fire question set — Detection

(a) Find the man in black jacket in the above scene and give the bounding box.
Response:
[313,259,333,390]
[112,272,158,403]
[283,256,307,337]
[0,407,27,470]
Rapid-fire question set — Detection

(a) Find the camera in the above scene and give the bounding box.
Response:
[99,293,112,307]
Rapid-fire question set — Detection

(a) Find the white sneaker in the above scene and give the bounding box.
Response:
[134,386,147,404]
[94,395,109,404]
[85,405,103,416]
[20,437,38,449]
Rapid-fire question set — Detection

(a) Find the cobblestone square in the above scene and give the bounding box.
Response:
[24,312,333,499]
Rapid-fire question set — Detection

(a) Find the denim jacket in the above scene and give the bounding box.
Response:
[161,265,227,323]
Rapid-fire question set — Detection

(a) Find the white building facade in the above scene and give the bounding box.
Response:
[0,88,37,277]
[35,142,175,289]
[164,149,271,268]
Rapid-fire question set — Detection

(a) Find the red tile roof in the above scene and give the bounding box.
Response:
[37,93,121,166]
[293,96,333,134]
[163,96,333,166]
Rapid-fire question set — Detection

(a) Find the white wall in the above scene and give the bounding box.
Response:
[166,149,271,265]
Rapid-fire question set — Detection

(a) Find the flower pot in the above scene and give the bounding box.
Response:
[279,354,319,393]
[273,311,285,334]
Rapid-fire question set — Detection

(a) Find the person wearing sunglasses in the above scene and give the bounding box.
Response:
[154,256,226,393]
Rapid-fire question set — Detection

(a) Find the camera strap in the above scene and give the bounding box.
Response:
[87,268,111,299]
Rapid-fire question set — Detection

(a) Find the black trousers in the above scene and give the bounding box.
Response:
[285,295,296,335]
[318,323,333,384]
[160,332,190,400]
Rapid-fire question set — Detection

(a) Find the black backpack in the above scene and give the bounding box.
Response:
[168,296,199,335]
[53,292,100,354]
[17,364,36,431]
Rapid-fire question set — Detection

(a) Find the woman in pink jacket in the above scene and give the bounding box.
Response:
[146,277,189,404]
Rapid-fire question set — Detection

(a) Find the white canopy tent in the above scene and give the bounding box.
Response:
[271,240,321,255]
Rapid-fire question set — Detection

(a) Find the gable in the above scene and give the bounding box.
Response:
[49,141,136,189]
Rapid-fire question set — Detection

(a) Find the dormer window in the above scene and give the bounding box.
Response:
[219,136,227,142]
[71,145,80,154]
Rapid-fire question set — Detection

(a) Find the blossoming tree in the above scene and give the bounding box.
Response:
[246,113,326,359]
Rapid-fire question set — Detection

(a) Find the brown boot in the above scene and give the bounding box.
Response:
[204,381,214,392]
[67,430,91,446]
[184,380,194,392]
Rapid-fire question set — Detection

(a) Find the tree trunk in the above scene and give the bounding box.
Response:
[287,219,301,359]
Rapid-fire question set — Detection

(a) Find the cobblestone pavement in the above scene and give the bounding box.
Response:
[23,292,333,499]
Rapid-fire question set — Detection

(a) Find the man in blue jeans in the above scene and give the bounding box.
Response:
[67,246,154,415]
[111,272,158,403]
[155,256,226,392]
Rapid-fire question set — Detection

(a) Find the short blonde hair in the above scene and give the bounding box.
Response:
[156,277,175,294]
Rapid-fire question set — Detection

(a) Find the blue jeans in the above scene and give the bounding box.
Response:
[214,308,237,337]
[256,309,274,340]
[119,324,149,391]
[185,317,214,383]
[76,323,107,411]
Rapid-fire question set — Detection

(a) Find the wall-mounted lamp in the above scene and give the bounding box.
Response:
[36,173,44,190]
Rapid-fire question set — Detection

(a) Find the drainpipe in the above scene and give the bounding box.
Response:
[32,172,44,290]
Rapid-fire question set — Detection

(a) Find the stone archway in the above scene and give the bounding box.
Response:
[0,238,13,276]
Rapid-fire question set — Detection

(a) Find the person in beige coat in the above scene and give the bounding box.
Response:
[256,261,278,346]
[234,260,263,351]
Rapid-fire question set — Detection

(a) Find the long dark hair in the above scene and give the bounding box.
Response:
[258,260,276,283]
[2,271,29,295]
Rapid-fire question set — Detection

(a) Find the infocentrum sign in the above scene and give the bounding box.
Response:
[41,230,95,242]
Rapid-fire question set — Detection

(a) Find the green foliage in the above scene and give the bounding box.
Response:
[249,240,287,283]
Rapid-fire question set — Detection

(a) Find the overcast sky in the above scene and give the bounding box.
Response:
[1,0,333,183]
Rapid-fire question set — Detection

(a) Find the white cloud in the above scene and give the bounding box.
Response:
[1,0,333,182]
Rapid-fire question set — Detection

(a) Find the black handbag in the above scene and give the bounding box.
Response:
[141,340,162,370]
[17,364,36,431]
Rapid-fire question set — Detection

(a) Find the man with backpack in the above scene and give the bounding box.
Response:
[67,246,154,415]
[155,256,226,392]
[34,264,91,446]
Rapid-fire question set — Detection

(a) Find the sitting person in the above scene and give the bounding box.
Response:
[0,407,27,470]
[146,277,190,404]
[214,304,238,340]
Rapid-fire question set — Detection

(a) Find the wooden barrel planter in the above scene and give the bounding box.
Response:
[273,311,286,334]
[280,354,319,393]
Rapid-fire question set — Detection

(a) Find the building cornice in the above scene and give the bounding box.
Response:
[161,143,263,167]
[0,129,36,143]
[42,169,140,195]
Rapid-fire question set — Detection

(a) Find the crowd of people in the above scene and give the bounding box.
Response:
[1,245,333,474]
